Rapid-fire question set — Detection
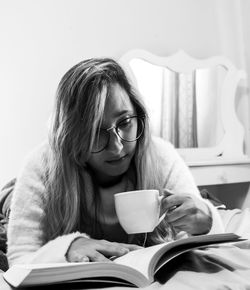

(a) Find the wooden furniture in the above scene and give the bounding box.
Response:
[120,50,250,186]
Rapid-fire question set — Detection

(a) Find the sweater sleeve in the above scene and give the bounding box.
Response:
[153,137,225,234]
[7,143,88,266]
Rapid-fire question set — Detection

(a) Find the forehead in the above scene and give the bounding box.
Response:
[103,84,135,120]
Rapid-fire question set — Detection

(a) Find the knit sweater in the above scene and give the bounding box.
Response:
[7,137,225,266]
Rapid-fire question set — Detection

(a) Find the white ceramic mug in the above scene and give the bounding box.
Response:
[114,189,165,234]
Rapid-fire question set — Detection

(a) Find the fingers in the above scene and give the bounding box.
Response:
[160,189,176,216]
[163,188,175,194]
[96,241,141,257]
[162,188,175,198]
[161,194,183,213]
[70,250,111,263]
[67,238,140,263]
[90,242,140,261]
[160,190,213,235]
[163,195,212,234]
[96,240,131,257]
[87,250,112,262]
[160,193,193,229]
[115,243,142,251]
[70,252,90,263]
[165,194,200,222]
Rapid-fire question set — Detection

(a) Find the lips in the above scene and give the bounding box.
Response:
[106,155,128,164]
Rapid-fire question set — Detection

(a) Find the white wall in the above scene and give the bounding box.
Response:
[0,0,248,188]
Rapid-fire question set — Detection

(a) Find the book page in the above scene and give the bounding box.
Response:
[114,243,166,280]
[3,261,149,288]
[115,233,241,280]
[4,233,240,288]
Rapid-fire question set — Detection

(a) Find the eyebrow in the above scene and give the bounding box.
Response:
[101,110,135,129]
[112,110,135,119]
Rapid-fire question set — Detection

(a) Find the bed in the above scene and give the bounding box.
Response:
[0,151,250,289]
[1,50,250,289]
[1,241,250,289]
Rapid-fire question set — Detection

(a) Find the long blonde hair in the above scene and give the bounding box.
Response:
[42,58,172,244]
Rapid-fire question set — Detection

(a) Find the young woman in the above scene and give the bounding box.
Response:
[7,58,224,266]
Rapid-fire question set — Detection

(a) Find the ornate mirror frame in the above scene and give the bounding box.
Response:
[120,49,249,167]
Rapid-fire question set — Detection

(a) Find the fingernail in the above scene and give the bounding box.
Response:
[120,248,129,254]
[81,256,89,262]
[168,205,177,213]
[164,189,174,195]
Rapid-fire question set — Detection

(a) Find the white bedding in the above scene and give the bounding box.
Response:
[94,208,250,289]
[91,242,250,290]
[2,208,250,289]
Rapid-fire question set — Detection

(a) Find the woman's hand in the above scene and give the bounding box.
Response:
[66,237,141,262]
[161,190,212,235]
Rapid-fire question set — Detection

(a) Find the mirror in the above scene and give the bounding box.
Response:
[128,58,226,148]
[120,50,247,163]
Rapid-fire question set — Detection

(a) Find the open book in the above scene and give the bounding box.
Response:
[4,233,242,288]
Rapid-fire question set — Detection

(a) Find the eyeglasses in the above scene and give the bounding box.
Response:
[92,115,145,153]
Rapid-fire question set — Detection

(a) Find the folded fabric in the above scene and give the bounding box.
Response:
[200,189,226,209]
[0,179,16,255]
[0,250,8,272]
[0,178,16,218]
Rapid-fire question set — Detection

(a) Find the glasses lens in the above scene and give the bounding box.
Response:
[92,129,109,153]
[92,116,145,153]
[117,116,144,142]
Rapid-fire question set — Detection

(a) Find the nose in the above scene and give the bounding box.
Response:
[107,128,123,153]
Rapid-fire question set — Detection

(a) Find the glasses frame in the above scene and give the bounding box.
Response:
[92,115,145,153]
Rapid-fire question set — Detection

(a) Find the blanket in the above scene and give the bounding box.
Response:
[0,179,14,271]
[156,243,250,289]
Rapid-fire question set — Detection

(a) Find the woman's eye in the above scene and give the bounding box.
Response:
[118,118,132,128]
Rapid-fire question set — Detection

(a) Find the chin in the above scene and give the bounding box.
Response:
[105,164,129,177]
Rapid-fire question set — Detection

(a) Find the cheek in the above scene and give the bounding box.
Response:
[88,141,137,167]
[87,154,103,169]
[125,141,137,155]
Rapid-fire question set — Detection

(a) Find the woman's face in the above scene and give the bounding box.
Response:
[87,83,137,185]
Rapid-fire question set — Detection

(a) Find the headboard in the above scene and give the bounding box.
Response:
[120,49,250,186]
